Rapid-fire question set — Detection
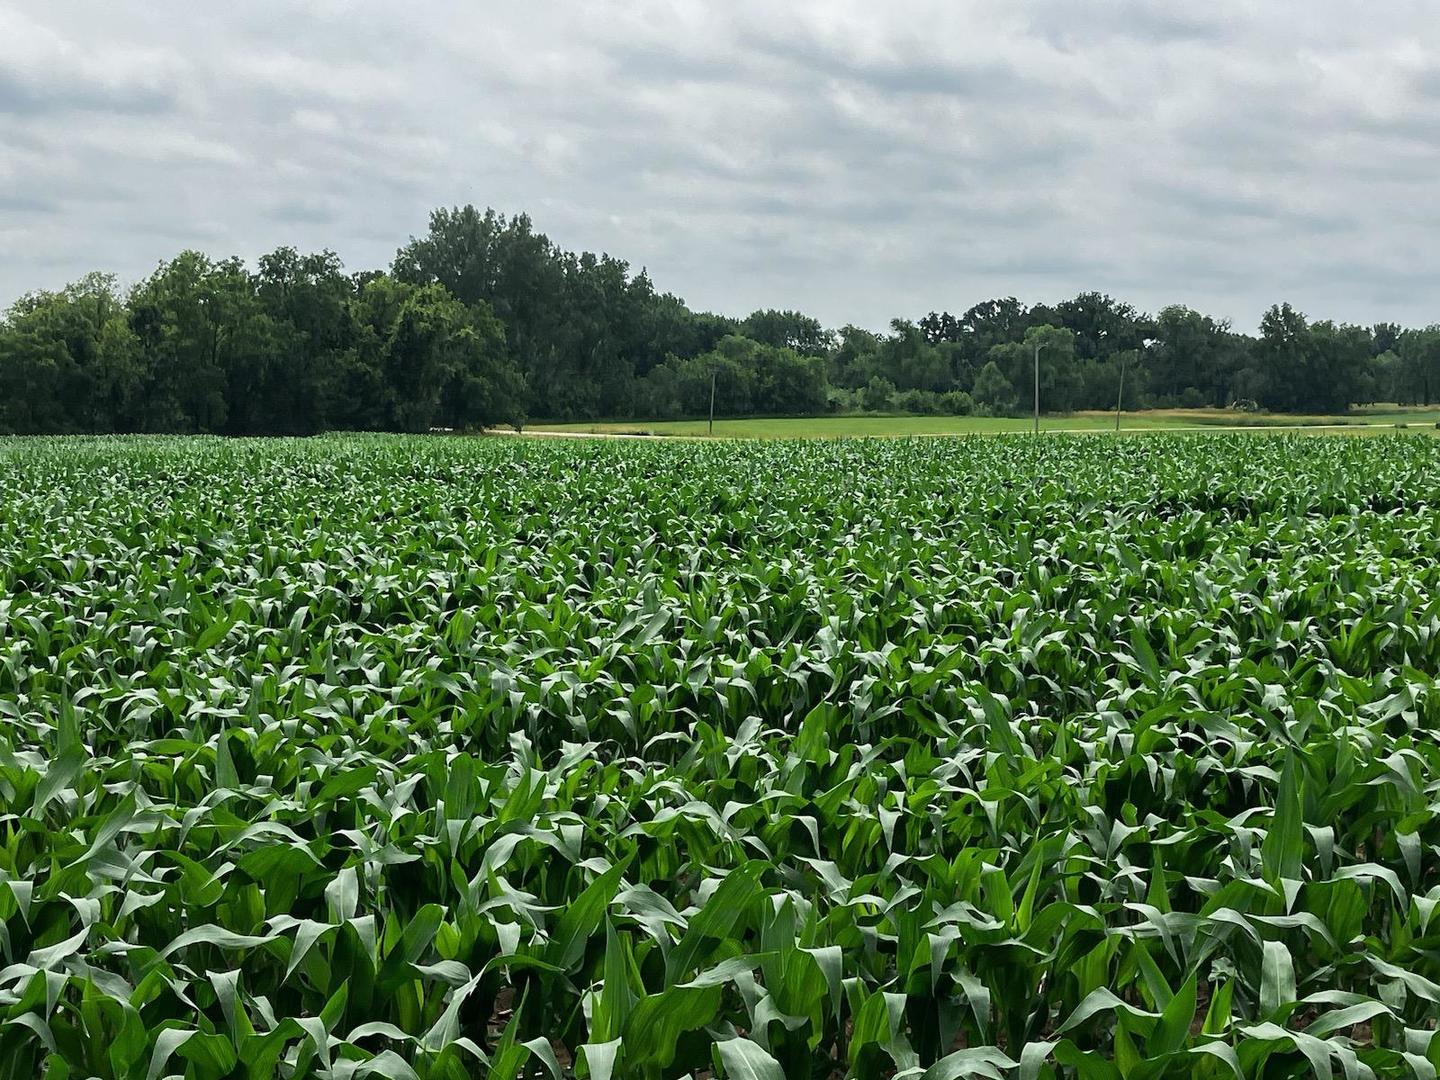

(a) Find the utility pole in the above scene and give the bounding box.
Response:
[708,368,717,437]
[1115,355,1126,433]
[1033,341,1042,434]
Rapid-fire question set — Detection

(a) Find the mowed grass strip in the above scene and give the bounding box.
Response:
[530,405,1440,438]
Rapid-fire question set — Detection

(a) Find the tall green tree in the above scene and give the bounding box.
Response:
[1051,292,1151,361]
[1395,328,1440,405]
[0,274,141,434]
[879,320,951,392]
[971,361,1017,415]
[829,325,883,389]
[740,309,832,356]
[128,252,267,433]
[5,203,1438,431]
[1254,304,1368,412]
[1148,306,1244,407]
[394,204,703,420]
[988,325,1079,413]
[352,276,523,432]
[250,248,357,433]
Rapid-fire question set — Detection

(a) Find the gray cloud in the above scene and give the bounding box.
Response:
[0,7,184,115]
[3,0,1440,332]
[0,192,58,214]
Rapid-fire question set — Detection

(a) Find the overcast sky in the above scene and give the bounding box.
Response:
[3,1,1439,331]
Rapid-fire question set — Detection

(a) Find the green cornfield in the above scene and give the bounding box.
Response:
[2,433,1439,1079]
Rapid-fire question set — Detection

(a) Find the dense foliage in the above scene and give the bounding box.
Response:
[3,433,1440,1078]
[4,207,1440,434]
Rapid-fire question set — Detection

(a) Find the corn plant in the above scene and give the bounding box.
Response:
[1,433,1439,1078]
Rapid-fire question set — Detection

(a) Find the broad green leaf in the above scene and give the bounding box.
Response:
[716,1037,784,1080]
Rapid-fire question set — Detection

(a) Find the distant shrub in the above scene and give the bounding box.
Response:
[972,361,1018,415]
[894,389,944,415]
[862,376,897,413]
[1178,387,1207,409]
[939,390,974,416]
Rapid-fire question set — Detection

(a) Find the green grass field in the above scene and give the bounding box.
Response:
[532,405,1440,438]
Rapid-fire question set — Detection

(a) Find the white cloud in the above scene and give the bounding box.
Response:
[4,0,1440,331]
[0,6,186,113]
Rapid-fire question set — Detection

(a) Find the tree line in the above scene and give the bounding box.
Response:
[3,204,1439,434]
